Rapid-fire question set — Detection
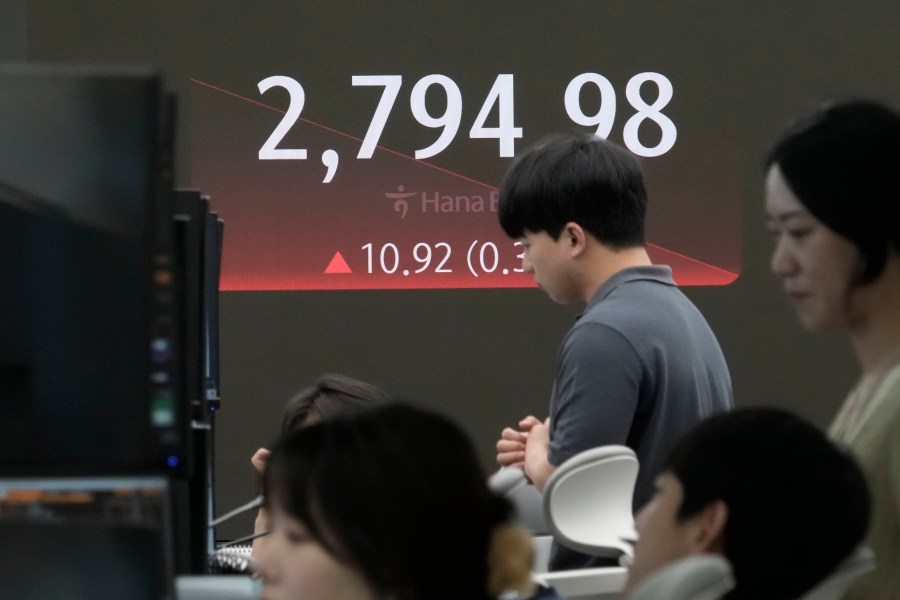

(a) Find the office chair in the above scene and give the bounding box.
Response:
[542,445,639,560]
[489,466,549,534]
[488,466,553,572]
[626,554,734,600]
[625,544,873,600]
[532,445,640,599]
[798,545,875,600]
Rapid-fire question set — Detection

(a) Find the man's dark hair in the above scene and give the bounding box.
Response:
[498,131,647,248]
[766,99,900,283]
[664,408,871,600]
[264,402,512,600]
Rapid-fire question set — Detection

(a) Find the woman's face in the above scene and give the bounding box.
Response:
[255,504,377,600]
[764,164,863,332]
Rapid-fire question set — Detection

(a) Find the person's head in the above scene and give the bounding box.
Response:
[280,373,387,435]
[499,131,647,246]
[256,402,533,600]
[625,408,870,600]
[764,99,900,331]
[498,132,648,303]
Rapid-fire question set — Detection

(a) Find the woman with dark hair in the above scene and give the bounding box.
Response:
[252,373,389,471]
[764,99,900,599]
[251,373,388,556]
[254,402,536,600]
[277,372,389,434]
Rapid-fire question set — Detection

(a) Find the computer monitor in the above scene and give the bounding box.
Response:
[204,211,224,413]
[171,189,225,573]
[0,63,185,475]
[0,476,175,600]
[172,189,223,427]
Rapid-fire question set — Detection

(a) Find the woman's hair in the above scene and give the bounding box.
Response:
[280,373,388,436]
[766,99,900,283]
[263,402,533,600]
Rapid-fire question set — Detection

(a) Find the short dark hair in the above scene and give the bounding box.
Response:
[664,408,870,600]
[280,373,387,436]
[498,132,647,248]
[263,402,514,600]
[766,99,900,283]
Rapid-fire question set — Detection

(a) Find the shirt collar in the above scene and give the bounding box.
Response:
[578,265,675,317]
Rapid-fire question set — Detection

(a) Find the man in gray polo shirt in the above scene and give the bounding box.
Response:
[494,132,733,570]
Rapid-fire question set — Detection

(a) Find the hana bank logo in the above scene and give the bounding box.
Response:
[384,185,500,219]
[385,185,417,219]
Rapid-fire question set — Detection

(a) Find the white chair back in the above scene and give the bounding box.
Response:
[798,545,875,600]
[626,555,734,600]
[542,445,639,559]
[626,544,874,600]
[535,566,629,600]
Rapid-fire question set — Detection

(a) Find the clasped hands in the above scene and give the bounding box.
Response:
[496,415,550,470]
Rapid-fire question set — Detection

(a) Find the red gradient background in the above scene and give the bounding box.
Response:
[191,78,741,290]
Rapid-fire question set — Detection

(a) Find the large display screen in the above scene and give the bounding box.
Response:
[190,4,741,290]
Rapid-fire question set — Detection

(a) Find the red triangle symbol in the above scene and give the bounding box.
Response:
[324,251,352,274]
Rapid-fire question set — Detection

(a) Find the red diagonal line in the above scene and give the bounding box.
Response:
[192,77,738,278]
[190,77,496,191]
[647,243,738,277]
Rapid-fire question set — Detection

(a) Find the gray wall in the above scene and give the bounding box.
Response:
[22,1,883,540]
[1,1,26,60]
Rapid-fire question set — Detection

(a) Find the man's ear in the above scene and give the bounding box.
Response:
[562,222,587,256]
[688,500,728,553]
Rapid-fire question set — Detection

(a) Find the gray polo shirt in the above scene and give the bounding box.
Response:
[547,265,732,569]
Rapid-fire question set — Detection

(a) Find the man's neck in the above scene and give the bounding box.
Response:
[580,245,652,304]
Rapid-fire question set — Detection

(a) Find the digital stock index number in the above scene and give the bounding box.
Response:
[191,69,717,291]
[257,72,678,182]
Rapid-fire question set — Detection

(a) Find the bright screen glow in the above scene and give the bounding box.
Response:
[190,5,741,290]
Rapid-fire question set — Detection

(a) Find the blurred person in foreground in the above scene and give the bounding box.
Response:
[623,408,870,600]
[255,402,555,600]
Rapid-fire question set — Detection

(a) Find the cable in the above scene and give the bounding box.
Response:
[208,495,264,528]
[217,529,270,548]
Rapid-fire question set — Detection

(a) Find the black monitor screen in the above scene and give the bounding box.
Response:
[0,64,183,475]
[0,521,170,600]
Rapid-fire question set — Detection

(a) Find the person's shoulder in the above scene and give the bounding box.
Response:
[867,360,900,427]
[560,319,641,369]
